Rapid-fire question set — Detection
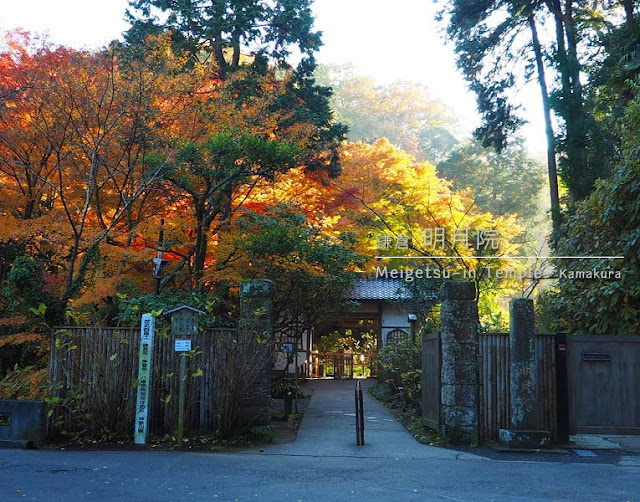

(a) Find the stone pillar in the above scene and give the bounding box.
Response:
[499,298,551,449]
[509,298,537,429]
[239,280,274,427]
[439,281,479,444]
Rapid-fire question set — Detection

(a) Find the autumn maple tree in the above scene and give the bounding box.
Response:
[0,6,350,328]
[0,33,189,310]
[312,139,528,326]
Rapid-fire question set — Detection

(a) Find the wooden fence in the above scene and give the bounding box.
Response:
[427,331,640,441]
[478,333,557,441]
[49,326,255,439]
[421,332,440,431]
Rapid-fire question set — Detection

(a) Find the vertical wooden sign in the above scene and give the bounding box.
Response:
[134,313,155,445]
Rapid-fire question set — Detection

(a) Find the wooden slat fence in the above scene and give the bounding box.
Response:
[49,326,247,439]
[421,332,440,430]
[478,333,509,442]
[478,333,557,442]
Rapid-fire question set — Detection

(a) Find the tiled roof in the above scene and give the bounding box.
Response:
[346,278,413,301]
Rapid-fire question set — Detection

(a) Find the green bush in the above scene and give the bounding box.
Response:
[247,425,277,444]
[271,379,307,399]
[377,338,422,413]
[542,87,640,334]
[114,290,222,328]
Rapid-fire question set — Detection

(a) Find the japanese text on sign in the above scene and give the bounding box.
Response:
[376,227,501,251]
[135,314,155,444]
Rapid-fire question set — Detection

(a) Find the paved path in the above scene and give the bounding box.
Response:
[261,378,482,460]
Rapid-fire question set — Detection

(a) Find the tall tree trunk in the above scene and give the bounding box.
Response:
[232,33,241,67]
[563,0,589,199]
[529,14,562,236]
[546,0,589,201]
[193,200,208,292]
[24,195,36,220]
[214,42,227,78]
[622,0,635,27]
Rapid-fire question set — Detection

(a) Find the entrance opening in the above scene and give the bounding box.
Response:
[311,316,378,379]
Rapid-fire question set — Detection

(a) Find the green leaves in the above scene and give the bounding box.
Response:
[199,131,302,180]
[377,337,423,413]
[319,65,457,162]
[115,291,219,328]
[126,0,321,67]
[546,92,640,333]
[236,203,364,337]
[443,0,527,153]
[29,302,47,318]
[438,140,545,222]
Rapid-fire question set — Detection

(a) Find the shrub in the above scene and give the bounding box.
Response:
[377,337,422,414]
[247,425,277,444]
[271,379,307,399]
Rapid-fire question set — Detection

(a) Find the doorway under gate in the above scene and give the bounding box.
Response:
[310,352,375,379]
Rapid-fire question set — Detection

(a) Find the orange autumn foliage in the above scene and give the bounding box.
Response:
[1,31,525,322]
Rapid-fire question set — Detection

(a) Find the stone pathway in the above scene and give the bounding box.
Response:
[259,378,483,460]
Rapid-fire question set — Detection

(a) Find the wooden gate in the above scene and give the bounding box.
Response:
[311,352,357,379]
[567,335,640,434]
[421,332,440,430]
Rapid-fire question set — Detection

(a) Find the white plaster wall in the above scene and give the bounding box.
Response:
[272,329,311,377]
[381,304,411,345]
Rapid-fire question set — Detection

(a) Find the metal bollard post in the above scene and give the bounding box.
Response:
[355,380,365,445]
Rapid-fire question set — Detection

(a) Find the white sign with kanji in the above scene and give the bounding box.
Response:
[135,314,155,445]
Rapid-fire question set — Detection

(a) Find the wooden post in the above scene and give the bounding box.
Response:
[556,333,570,444]
[409,314,417,370]
[165,305,204,448]
[177,354,186,448]
[153,219,165,295]
[294,350,299,414]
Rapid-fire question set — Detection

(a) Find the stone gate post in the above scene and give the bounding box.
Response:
[499,298,551,448]
[439,281,479,444]
[239,279,274,426]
